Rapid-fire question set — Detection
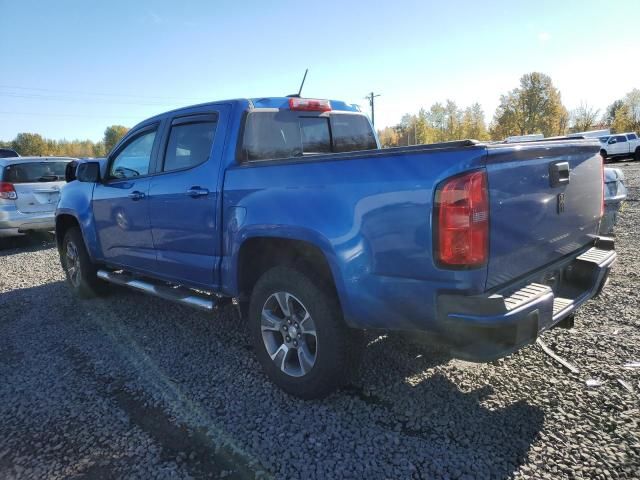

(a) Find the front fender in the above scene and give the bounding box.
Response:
[56,180,101,261]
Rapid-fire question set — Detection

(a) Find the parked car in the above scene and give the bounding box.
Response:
[56,96,615,398]
[0,148,20,158]
[0,157,74,237]
[601,167,628,235]
[599,132,640,162]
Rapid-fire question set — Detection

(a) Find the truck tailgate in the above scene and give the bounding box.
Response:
[485,141,602,289]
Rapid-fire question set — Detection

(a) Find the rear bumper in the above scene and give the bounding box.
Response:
[0,206,55,237]
[435,239,616,361]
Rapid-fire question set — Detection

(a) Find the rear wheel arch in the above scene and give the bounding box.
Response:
[236,237,340,307]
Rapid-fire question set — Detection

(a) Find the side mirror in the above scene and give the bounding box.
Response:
[65,160,78,182]
[76,161,101,183]
[608,138,617,144]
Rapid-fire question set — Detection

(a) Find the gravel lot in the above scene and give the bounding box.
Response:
[1,163,639,480]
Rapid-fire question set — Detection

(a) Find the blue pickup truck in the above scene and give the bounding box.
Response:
[56,96,616,398]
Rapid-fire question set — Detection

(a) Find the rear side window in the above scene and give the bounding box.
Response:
[627,133,637,140]
[163,119,217,172]
[2,161,67,183]
[240,111,376,161]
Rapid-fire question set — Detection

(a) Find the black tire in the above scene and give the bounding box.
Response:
[61,227,105,298]
[600,150,609,163]
[635,148,640,162]
[249,266,362,399]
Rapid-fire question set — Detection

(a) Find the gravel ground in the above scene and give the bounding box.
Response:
[1,163,639,480]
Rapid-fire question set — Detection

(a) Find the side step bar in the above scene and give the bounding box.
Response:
[97,270,216,311]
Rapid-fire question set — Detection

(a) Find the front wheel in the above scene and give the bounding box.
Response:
[600,150,609,163]
[249,266,362,399]
[635,148,640,162]
[61,227,105,298]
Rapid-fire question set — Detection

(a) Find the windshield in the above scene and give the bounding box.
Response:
[240,111,377,161]
[1,161,68,183]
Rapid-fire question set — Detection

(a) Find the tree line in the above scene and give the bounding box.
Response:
[0,125,129,157]
[378,72,640,147]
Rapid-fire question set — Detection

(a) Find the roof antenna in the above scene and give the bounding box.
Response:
[287,68,308,98]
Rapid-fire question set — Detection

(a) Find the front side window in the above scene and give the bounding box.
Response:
[163,121,217,172]
[615,135,627,143]
[109,129,156,179]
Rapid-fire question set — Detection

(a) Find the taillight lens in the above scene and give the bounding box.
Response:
[0,182,17,200]
[434,170,489,268]
[600,155,605,218]
[289,98,331,112]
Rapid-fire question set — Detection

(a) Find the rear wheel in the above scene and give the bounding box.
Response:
[635,148,640,162]
[249,266,362,399]
[61,227,105,298]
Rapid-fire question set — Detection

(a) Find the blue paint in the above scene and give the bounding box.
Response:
[57,97,610,352]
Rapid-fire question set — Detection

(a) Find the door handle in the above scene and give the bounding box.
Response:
[549,162,570,187]
[187,187,209,198]
[128,191,146,201]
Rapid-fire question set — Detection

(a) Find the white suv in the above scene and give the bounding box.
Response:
[0,157,74,237]
[600,132,640,162]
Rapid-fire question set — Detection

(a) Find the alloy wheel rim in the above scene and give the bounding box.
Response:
[65,241,81,287]
[261,291,318,377]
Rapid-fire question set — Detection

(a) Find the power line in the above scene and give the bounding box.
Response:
[0,92,180,107]
[0,110,143,119]
[0,84,208,102]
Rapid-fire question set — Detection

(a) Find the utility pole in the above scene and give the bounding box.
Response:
[365,92,381,126]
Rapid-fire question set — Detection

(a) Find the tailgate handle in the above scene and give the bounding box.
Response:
[549,162,570,187]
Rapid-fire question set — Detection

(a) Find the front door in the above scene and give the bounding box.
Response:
[610,135,628,156]
[92,125,159,272]
[148,110,226,287]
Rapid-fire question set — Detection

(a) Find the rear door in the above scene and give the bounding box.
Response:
[92,125,159,272]
[3,160,68,213]
[148,106,229,287]
[485,141,602,289]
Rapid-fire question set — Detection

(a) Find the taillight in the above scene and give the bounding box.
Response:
[0,182,17,200]
[289,98,331,112]
[600,155,605,218]
[434,170,489,268]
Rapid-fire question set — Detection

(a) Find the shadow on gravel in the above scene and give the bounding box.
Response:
[1,280,544,479]
[0,231,55,255]
[62,346,255,480]
[343,334,545,479]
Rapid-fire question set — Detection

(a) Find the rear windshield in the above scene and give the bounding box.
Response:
[1,161,68,183]
[240,111,377,161]
[0,148,19,158]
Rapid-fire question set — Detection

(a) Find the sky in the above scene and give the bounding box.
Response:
[1,0,639,142]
